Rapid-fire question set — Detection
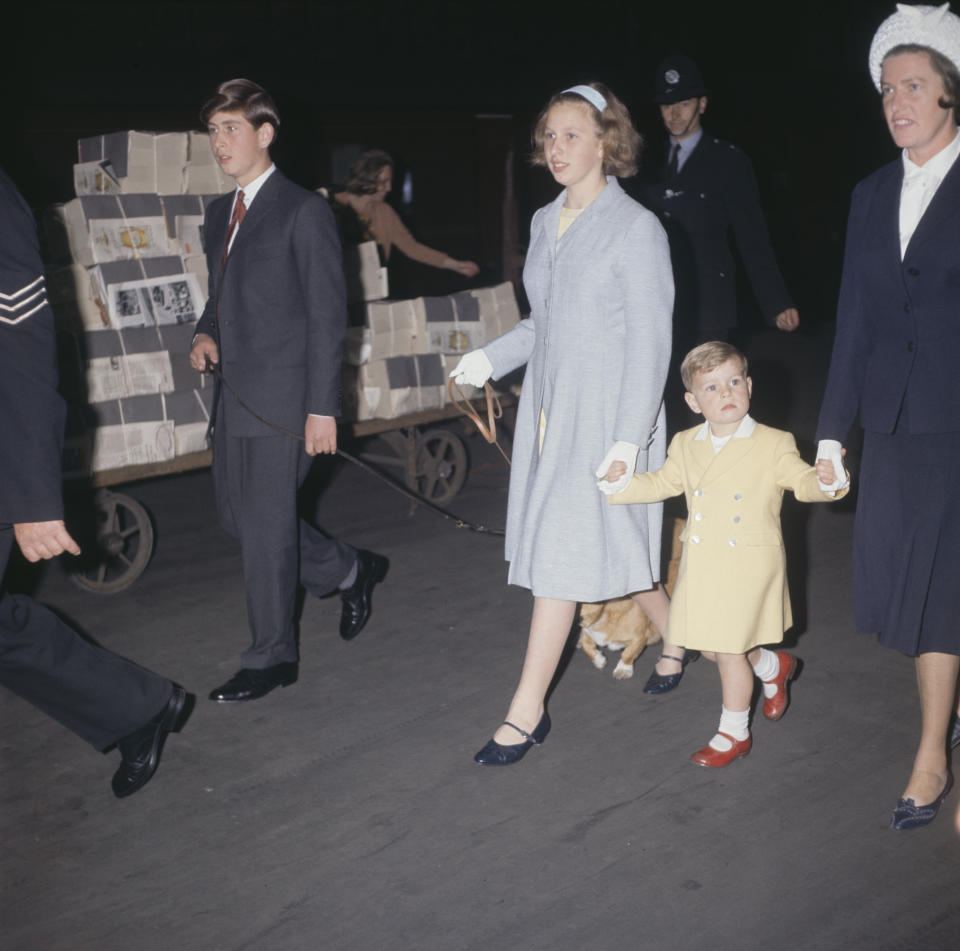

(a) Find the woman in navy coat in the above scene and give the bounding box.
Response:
[816,2,960,831]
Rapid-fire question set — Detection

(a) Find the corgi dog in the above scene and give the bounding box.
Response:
[578,517,684,679]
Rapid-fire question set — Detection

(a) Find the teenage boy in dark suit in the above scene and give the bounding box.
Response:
[189,79,387,703]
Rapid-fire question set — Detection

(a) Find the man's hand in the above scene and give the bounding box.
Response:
[305,415,337,456]
[190,333,219,371]
[775,308,800,332]
[14,520,81,563]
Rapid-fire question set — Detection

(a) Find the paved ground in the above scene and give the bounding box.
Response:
[2,326,958,951]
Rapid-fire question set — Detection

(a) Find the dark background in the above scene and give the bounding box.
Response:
[7,0,902,316]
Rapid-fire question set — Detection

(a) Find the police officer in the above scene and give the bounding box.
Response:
[0,169,192,798]
[637,54,799,355]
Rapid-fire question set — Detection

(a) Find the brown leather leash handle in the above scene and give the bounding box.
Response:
[447,380,511,466]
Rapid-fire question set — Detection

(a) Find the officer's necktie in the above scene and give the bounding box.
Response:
[667,144,680,179]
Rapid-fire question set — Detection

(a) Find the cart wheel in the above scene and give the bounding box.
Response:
[410,429,468,505]
[70,491,155,594]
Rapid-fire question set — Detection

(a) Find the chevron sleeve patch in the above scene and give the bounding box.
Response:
[0,274,48,324]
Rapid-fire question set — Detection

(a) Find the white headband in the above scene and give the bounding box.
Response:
[561,85,608,113]
[869,3,960,90]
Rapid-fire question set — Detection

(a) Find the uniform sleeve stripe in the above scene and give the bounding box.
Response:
[0,274,45,302]
[0,287,46,313]
[0,297,47,324]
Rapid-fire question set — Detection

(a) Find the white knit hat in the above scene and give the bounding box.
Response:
[869,3,960,90]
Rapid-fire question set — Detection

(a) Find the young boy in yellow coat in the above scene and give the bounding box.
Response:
[601,342,847,766]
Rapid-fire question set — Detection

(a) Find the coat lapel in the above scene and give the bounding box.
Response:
[690,428,759,488]
[226,170,282,263]
[903,154,960,260]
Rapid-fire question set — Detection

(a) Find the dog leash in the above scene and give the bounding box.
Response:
[205,360,505,536]
[446,380,512,467]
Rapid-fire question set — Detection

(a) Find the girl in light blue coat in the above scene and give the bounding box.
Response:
[451,82,678,764]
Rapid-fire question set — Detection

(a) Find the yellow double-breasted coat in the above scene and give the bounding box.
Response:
[609,420,846,653]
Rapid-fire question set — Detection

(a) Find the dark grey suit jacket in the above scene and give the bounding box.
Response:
[817,156,960,443]
[196,169,347,437]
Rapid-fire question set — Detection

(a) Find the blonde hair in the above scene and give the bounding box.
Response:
[680,341,749,391]
[531,81,642,178]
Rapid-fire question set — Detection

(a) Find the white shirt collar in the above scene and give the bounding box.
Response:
[901,130,960,185]
[234,163,276,209]
[693,413,756,442]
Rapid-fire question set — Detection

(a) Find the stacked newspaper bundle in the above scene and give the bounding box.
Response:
[43,129,232,474]
[338,282,524,420]
[58,324,213,475]
[341,353,447,422]
[74,131,234,196]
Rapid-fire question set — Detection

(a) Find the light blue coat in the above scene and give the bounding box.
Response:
[483,178,673,601]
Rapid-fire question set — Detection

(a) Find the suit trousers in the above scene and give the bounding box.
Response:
[212,412,356,668]
[0,528,172,751]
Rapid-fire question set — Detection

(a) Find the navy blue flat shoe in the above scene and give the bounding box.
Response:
[474,712,551,766]
[890,774,953,831]
[643,650,701,695]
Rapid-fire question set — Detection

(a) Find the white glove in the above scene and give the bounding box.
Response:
[816,439,849,494]
[595,441,640,496]
[449,349,493,387]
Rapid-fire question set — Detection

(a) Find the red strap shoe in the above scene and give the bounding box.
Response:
[690,732,752,767]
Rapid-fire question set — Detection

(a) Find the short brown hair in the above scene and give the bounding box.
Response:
[200,78,281,135]
[883,44,960,124]
[531,82,642,178]
[680,341,749,391]
[344,149,394,195]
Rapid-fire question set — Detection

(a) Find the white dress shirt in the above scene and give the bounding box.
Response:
[899,131,960,258]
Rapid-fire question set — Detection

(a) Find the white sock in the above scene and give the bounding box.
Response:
[752,648,780,698]
[708,706,750,751]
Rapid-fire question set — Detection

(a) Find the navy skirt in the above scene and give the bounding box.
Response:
[854,428,960,656]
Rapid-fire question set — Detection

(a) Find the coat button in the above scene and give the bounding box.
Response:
[690,535,701,544]
[907,341,915,352]
[903,302,910,313]
[733,515,741,523]
[729,539,737,547]
[694,512,703,521]
[907,267,920,276]
[694,489,703,497]
[733,493,742,501]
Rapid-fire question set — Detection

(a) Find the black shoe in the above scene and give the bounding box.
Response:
[474,712,551,766]
[111,685,193,799]
[642,650,701,695]
[339,550,389,641]
[890,774,954,830]
[950,714,960,751]
[208,663,298,703]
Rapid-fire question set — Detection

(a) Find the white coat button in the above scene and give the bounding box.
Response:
[729,539,737,547]
[690,535,701,544]
[733,515,741,523]
[694,489,703,497]
[733,493,742,501]
[694,512,703,522]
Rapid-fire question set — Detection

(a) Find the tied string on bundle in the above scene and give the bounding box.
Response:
[205,358,505,536]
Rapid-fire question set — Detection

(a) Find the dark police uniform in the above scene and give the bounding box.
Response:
[634,54,794,354]
[0,168,173,752]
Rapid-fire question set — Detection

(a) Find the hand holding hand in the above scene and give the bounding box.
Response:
[595,441,640,495]
[816,439,848,493]
[449,349,493,388]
